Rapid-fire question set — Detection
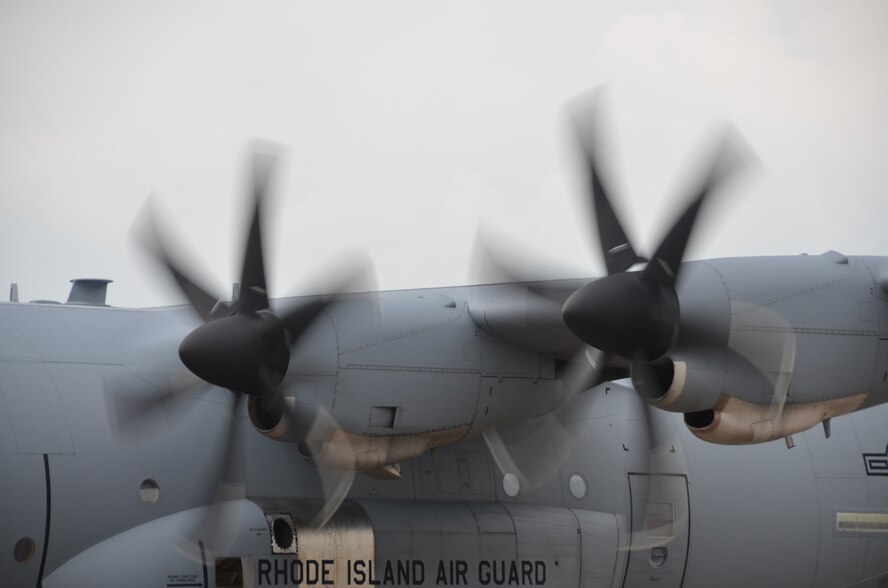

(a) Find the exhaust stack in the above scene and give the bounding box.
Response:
[66,279,112,306]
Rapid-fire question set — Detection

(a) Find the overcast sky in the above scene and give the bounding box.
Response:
[1,1,886,308]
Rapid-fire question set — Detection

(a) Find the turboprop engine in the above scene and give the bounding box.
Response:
[472,93,882,447]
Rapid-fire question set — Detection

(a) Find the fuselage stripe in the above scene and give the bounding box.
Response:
[36,454,51,588]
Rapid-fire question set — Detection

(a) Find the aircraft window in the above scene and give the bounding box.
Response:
[13,537,35,563]
[835,512,888,533]
[502,473,520,497]
[644,501,675,539]
[569,474,587,499]
[139,479,160,504]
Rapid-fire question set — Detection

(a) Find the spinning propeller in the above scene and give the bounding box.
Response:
[561,106,745,367]
[475,94,751,488]
[108,145,375,530]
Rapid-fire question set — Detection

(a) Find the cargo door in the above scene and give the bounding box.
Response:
[624,474,689,588]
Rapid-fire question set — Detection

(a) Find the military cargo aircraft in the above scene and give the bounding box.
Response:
[2,98,887,588]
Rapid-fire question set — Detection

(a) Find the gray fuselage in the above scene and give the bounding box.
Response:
[1,254,887,587]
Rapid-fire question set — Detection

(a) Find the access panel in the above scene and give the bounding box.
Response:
[624,474,690,588]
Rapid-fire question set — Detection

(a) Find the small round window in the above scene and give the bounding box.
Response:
[13,537,35,563]
[139,479,160,504]
[502,473,520,497]
[569,474,587,499]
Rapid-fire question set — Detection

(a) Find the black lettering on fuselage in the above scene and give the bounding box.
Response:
[258,559,271,585]
[274,558,288,585]
[476,561,546,585]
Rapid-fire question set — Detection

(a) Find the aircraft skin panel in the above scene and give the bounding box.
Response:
[41,500,269,588]
[624,474,689,588]
[572,509,624,588]
[0,362,75,456]
[809,403,888,588]
[703,256,880,407]
[680,391,888,588]
[862,339,888,410]
[0,448,47,587]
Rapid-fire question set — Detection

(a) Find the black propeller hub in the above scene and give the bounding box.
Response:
[178,311,290,395]
[562,272,678,360]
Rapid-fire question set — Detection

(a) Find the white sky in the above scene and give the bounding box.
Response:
[1,1,886,308]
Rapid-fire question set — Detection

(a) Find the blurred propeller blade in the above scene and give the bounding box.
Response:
[104,374,206,441]
[104,335,207,441]
[642,131,747,289]
[219,393,247,491]
[569,98,644,275]
[276,253,379,340]
[135,197,225,322]
[563,127,751,362]
[469,225,581,291]
[483,417,578,492]
[191,393,246,554]
[296,405,356,529]
[624,394,690,552]
[238,148,280,314]
[129,142,378,536]
[482,346,605,489]
[727,304,797,424]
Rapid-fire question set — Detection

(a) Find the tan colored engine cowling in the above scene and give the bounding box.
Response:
[684,393,866,445]
[248,396,469,472]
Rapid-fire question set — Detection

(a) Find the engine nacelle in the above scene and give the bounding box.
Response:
[248,396,468,474]
[630,354,725,414]
[683,393,867,444]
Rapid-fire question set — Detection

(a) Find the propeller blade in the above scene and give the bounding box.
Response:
[135,197,225,322]
[469,226,585,301]
[104,336,207,441]
[134,144,378,532]
[312,464,355,530]
[624,394,690,552]
[276,253,379,340]
[219,393,247,494]
[482,346,605,489]
[642,130,748,289]
[237,149,279,314]
[192,393,246,554]
[483,417,578,492]
[564,129,751,361]
[293,405,355,529]
[569,100,644,275]
[563,346,608,401]
[104,375,206,441]
[727,304,797,424]
[277,298,326,341]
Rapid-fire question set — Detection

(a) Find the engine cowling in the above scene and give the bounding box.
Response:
[683,393,867,444]
[248,396,468,473]
[630,353,725,414]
